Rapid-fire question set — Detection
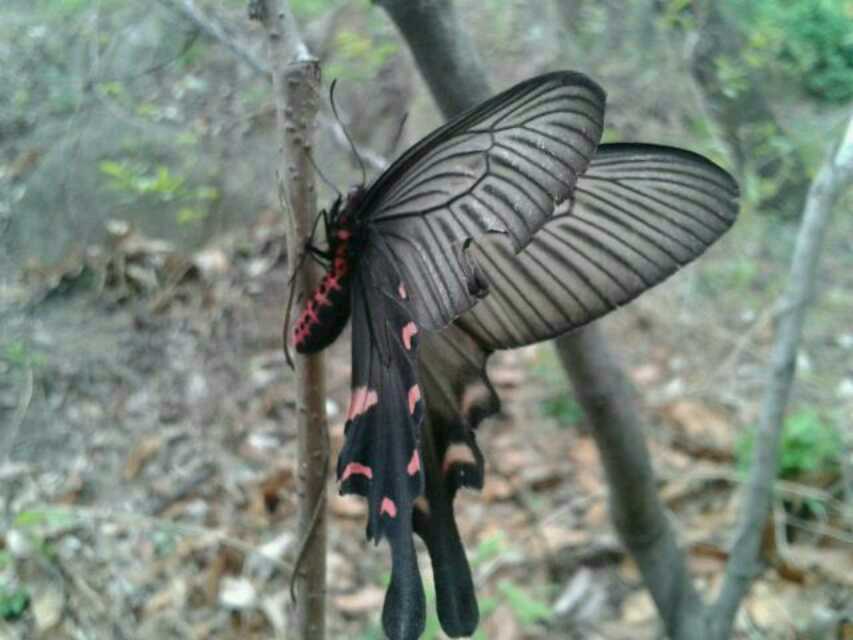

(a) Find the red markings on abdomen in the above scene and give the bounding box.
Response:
[293,239,352,354]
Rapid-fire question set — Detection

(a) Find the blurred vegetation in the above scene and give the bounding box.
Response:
[736,409,843,480]
[728,0,853,103]
[3,0,851,272]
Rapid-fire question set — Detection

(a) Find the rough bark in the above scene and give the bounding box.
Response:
[708,113,853,640]
[251,1,327,638]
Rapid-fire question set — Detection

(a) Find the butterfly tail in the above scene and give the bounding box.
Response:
[414,411,485,637]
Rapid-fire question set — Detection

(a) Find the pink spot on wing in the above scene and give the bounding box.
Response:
[398,282,407,299]
[401,322,418,350]
[408,385,421,415]
[346,387,379,422]
[380,497,397,518]
[341,462,373,482]
[407,450,420,476]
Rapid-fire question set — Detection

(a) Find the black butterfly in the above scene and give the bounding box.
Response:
[290,71,606,640]
[416,143,739,637]
[288,70,738,640]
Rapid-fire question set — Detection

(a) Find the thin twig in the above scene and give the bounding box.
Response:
[2,367,33,462]
[710,113,853,639]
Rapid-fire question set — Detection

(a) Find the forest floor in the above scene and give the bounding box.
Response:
[1,211,851,640]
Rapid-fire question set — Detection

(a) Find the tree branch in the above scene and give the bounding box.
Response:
[554,333,707,638]
[709,113,853,639]
[251,2,327,638]
[158,0,271,76]
[376,0,491,113]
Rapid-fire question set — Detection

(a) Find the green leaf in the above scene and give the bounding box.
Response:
[176,207,207,224]
[0,588,30,621]
[14,510,48,528]
[498,582,551,628]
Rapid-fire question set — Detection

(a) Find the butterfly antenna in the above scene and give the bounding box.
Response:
[307,151,341,199]
[329,78,367,186]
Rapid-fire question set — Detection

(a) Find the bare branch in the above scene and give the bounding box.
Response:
[157,0,271,76]
[251,1,327,638]
[709,112,853,638]
[317,113,389,172]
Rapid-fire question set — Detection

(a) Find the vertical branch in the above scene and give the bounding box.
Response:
[251,1,327,638]
[709,114,853,639]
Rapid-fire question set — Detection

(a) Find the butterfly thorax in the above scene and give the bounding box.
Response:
[293,186,368,354]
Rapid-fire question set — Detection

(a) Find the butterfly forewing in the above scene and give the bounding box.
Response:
[455,143,740,349]
[337,249,427,640]
[360,72,607,331]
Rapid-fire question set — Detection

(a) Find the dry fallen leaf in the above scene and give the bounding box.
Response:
[334,585,385,614]
[330,492,367,518]
[540,524,590,551]
[481,475,514,502]
[483,604,522,640]
[125,435,163,480]
[621,589,656,624]
[660,400,735,461]
[32,585,64,632]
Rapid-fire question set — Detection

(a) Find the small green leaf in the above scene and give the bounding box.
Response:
[0,587,30,621]
[176,207,207,224]
[498,581,551,627]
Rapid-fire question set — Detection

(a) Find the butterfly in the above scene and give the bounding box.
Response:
[287,70,738,640]
[416,143,739,637]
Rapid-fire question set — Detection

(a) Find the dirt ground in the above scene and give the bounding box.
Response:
[1,212,851,639]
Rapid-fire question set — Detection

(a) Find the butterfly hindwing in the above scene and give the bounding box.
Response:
[410,325,498,637]
[417,143,739,637]
[456,143,740,348]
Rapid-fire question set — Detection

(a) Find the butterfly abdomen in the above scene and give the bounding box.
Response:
[293,229,353,354]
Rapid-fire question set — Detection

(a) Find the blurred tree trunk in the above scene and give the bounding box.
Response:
[689,1,810,217]
[554,0,583,35]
